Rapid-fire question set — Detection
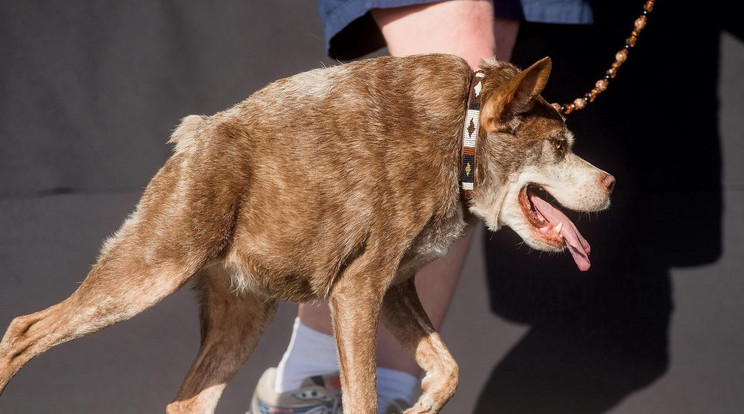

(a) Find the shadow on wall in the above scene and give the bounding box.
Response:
[475,1,729,413]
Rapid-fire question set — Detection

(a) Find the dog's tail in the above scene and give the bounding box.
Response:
[168,114,207,154]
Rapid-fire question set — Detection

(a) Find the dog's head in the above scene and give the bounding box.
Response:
[470,57,615,271]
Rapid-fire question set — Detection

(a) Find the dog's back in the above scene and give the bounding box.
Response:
[154,54,473,302]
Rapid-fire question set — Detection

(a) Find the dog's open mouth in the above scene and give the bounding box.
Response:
[519,184,592,271]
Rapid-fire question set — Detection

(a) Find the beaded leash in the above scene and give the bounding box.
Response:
[553,0,656,115]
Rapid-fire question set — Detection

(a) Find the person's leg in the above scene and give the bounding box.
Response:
[272,0,518,410]
[288,232,473,390]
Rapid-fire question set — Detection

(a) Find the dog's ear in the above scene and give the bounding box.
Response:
[506,57,552,112]
[482,57,552,129]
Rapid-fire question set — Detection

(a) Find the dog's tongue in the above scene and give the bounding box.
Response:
[529,194,592,271]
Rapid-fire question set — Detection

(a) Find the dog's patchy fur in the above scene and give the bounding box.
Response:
[0,54,613,413]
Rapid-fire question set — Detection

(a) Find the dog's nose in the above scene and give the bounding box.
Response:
[599,172,616,193]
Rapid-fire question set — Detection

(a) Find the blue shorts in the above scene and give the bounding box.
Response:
[318,0,593,59]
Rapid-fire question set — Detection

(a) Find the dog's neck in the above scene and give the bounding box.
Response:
[460,70,485,204]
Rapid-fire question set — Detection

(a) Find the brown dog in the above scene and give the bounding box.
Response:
[0,54,613,413]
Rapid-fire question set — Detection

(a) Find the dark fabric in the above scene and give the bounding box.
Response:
[476,2,727,411]
[0,0,329,197]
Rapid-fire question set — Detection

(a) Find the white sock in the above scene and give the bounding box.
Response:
[274,317,339,392]
[376,367,419,412]
[273,318,420,412]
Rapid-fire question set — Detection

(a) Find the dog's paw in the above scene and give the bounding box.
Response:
[403,397,435,414]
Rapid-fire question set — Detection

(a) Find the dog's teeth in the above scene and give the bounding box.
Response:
[539,225,551,233]
[553,222,563,234]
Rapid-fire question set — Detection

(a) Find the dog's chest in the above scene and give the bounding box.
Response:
[397,206,467,277]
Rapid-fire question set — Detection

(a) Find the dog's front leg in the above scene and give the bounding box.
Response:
[381,278,458,414]
[328,258,395,414]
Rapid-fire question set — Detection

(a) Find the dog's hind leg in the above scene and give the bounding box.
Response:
[0,210,210,394]
[0,155,235,395]
[167,265,276,414]
[0,239,201,395]
[380,277,458,414]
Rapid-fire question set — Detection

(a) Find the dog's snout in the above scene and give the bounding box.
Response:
[599,172,616,193]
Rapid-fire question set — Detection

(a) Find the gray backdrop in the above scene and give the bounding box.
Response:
[1,1,742,413]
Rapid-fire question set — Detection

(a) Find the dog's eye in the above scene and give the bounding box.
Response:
[553,139,565,152]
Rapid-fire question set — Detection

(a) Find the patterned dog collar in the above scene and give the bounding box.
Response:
[460,70,485,203]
